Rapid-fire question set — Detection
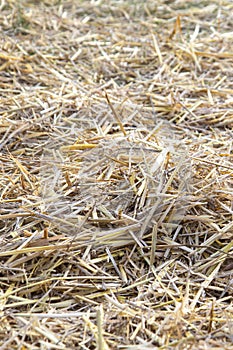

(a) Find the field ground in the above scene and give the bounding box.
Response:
[0,1,233,349]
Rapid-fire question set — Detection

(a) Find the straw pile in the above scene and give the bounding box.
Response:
[0,1,232,349]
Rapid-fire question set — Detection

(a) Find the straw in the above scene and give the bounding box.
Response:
[0,1,233,349]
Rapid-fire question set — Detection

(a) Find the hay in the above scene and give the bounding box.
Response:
[0,0,233,349]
